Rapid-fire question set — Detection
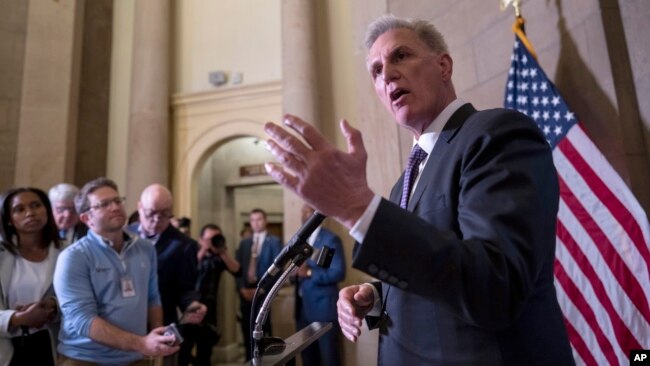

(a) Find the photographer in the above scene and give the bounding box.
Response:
[179,224,240,366]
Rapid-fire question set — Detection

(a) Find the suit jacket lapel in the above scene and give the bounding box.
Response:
[390,174,404,204]
[155,226,174,254]
[406,103,477,211]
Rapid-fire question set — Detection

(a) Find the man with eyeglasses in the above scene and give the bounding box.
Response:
[48,183,87,246]
[53,177,178,365]
[128,184,207,366]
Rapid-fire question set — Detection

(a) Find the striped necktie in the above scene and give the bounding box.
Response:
[247,235,260,284]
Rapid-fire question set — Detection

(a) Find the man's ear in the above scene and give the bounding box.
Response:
[439,53,453,81]
[79,211,92,227]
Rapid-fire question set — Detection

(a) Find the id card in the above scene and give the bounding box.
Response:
[120,276,136,298]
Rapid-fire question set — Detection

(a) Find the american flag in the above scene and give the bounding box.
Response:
[504,26,650,365]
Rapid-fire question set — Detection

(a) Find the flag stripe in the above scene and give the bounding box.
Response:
[554,259,618,365]
[556,194,650,357]
[560,126,650,272]
[555,273,608,365]
[561,310,598,366]
[566,125,650,247]
[556,219,642,353]
[557,173,650,325]
[554,136,650,296]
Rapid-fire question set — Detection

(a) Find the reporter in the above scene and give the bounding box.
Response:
[0,187,62,366]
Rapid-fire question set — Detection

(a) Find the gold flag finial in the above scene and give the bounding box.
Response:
[500,0,521,17]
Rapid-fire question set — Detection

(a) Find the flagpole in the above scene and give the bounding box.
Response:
[500,0,538,60]
[499,0,521,17]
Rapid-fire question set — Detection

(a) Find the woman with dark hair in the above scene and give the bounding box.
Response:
[0,187,61,366]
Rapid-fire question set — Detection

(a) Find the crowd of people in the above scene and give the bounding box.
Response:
[0,178,346,366]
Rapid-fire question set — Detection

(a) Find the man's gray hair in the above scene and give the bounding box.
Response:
[364,15,448,54]
[49,183,79,203]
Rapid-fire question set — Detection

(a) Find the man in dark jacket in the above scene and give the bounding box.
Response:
[128,183,207,366]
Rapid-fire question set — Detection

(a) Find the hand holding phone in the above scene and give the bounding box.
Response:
[163,323,184,346]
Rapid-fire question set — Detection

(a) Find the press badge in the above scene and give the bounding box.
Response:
[120,276,136,298]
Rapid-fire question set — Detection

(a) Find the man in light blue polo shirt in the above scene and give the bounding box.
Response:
[54,178,179,365]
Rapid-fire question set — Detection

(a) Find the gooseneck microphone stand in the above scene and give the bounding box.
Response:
[249,212,334,366]
[251,261,300,364]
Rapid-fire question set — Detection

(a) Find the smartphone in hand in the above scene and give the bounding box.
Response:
[163,323,184,345]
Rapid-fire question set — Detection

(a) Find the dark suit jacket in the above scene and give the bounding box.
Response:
[235,233,282,292]
[61,221,88,247]
[294,228,346,323]
[128,223,199,325]
[354,104,574,365]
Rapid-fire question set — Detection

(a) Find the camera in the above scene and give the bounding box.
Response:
[211,234,226,249]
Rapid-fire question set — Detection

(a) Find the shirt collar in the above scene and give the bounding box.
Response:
[307,226,322,246]
[138,224,160,243]
[88,230,137,251]
[254,231,267,243]
[415,98,465,154]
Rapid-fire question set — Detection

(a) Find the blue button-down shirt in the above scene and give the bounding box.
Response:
[53,230,161,365]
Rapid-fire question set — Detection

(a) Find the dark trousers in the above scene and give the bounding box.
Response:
[178,323,221,366]
[240,300,272,361]
[10,329,55,366]
[297,310,341,366]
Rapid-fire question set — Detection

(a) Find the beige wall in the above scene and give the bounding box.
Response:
[107,0,134,194]
[14,0,84,189]
[173,0,282,94]
[0,0,28,191]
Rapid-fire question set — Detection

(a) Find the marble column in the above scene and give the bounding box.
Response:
[125,0,171,204]
[14,0,84,188]
[281,0,320,240]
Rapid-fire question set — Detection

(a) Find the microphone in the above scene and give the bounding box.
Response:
[258,211,326,288]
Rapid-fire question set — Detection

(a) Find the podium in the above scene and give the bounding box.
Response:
[246,322,333,366]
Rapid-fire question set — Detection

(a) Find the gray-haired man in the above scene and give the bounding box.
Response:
[48,183,87,246]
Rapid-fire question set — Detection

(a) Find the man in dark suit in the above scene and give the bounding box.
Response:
[48,183,88,246]
[128,184,207,366]
[294,204,345,366]
[263,15,574,366]
[235,208,282,361]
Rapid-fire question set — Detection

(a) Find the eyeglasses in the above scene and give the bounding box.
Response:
[141,208,173,220]
[54,206,76,214]
[88,196,126,211]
